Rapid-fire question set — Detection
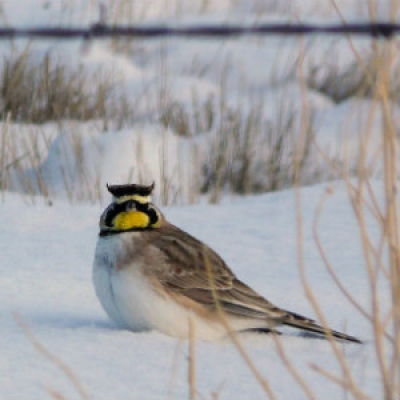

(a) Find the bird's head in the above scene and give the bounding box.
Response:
[99,182,163,236]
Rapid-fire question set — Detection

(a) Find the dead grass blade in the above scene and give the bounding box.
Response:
[13,312,89,400]
[202,249,277,400]
[188,317,197,400]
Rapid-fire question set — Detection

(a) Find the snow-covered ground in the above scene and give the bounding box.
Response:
[0,1,398,399]
[0,181,389,400]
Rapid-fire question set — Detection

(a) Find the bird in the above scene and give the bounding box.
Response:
[92,182,361,343]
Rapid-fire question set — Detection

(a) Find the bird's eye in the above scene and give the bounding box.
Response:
[125,200,136,212]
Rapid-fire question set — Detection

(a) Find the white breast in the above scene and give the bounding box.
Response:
[93,233,154,331]
[92,233,249,340]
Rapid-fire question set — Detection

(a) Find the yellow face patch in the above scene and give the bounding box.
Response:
[113,211,150,230]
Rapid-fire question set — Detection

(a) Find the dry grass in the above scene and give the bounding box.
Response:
[160,94,214,138]
[289,24,400,400]
[0,119,52,200]
[14,313,89,400]
[307,51,400,105]
[4,35,398,205]
[0,45,326,205]
[10,18,400,400]
[0,49,111,124]
[203,98,316,202]
[197,67,399,400]
[194,14,400,400]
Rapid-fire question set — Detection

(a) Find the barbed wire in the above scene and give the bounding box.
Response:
[0,22,399,40]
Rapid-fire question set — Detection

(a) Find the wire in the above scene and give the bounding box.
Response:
[0,22,399,40]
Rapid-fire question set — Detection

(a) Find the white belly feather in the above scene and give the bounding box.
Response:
[92,233,230,340]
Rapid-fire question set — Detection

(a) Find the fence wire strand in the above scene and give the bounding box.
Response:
[0,22,399,40]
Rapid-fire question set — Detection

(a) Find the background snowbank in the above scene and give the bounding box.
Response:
[0,0,398,203]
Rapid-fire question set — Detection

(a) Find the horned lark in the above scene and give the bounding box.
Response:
[93,183,361,343]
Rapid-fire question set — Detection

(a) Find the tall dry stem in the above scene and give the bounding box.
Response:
[303,26,400,400]
[14,313,89,400]
[376,40,400,400]
[188,317,196,400]
[202,249,277,400]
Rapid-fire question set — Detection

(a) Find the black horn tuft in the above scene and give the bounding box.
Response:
[106,182,155,197]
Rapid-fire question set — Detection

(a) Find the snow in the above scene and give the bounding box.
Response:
[0,0,397,399]
[0,181,390,400]
[1,0,398,203]
[14,123,194,203]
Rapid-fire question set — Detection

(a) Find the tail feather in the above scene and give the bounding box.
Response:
[283,312,362,344]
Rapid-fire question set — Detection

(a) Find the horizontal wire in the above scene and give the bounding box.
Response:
[0,22,399,40]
